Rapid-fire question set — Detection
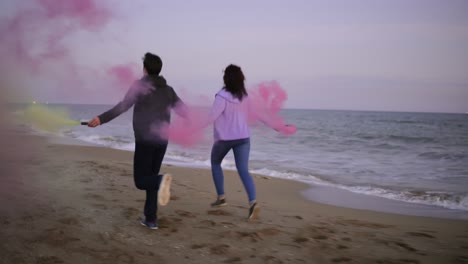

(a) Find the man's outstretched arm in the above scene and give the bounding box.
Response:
[88,81,140,127]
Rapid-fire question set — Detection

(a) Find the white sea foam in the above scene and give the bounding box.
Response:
[70,133,468,212]
[250,168,468,211]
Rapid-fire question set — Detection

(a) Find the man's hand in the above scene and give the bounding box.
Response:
[88,117,101,127]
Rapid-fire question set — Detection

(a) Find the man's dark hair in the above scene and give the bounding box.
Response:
[143,52,163,75]
[223,64,247,100]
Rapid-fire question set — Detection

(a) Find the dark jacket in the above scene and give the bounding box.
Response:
[99,75,183,143]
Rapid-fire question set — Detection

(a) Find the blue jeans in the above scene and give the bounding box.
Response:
[210,138,256,203]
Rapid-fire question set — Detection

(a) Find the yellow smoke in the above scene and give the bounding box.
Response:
[21,104,80,132]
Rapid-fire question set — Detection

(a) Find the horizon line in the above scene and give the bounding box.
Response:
[5,101,466,115]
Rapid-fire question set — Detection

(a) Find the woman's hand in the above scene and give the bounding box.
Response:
[277,124,297,135]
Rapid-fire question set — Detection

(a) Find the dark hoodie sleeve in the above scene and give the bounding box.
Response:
[98,81,140,124]
[171,87,182,107]
[171,88,189,118]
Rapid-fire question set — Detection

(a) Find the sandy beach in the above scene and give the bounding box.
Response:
[1,132,467,264]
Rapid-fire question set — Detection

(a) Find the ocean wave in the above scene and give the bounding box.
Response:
[355,134,377,140]
[71,134,134,151]
[64,132,468,212]
[337,186,468,211]
[250,168,468,211]
[418,151,466,161]
[250,168,335,185]
[394,120,420,124]
[371,143,403,149]
[387,135,435,143]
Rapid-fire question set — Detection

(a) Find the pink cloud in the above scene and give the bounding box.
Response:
[0,0,137,102]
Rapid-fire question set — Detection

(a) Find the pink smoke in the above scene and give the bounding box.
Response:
[1,0,111,68]
[162,82,297,147]
[0,0,137,102]
[38,0,111,29]
[158,105,207,147]
[108,64,140,91]
[248,81,297,135]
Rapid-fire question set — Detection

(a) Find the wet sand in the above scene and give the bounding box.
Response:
[0,133,467,264]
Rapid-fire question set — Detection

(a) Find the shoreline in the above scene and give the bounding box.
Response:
[53,133,468,220]
[1,133,467,263]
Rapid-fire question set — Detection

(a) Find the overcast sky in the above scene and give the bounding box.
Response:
[1,0,467,113]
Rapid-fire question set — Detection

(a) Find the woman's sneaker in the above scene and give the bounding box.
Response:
[248,202,260,220]
[210,198,227,207]
[140,219,158,230]
[158,174,172,206]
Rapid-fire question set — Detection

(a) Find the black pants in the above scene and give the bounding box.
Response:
[134,141,168,222]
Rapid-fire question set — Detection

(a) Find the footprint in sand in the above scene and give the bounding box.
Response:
[175,209,197,218]
[293,236,309,243]
[80,178,93,183]
[293,225,333,244]
[293,259,307,263]
[35,228,81,247]
[158,216,183,233]
[374,239,418,253]
[336,219,393,229]
[279,242,301,249]
[331,257,352,263]
[58,217,80,226]
[36,256,65,264]
[235,231,263,242]
[79,161,98,166]
[122,207,139,220]
[406,232,435,239]
[220,221,237,228]
[170,195,180,201]
[136,250,155,257]
[198,219,216,228]
[120,172,132,177]
[97,233,110,245]
[455,256,468,263]
[83,193,107,201]
[337,244,349,250]
[91,203,108,210]
[224,256,242,263]
[258,227,281,236]
[113,252,135,264]
[210,244,230,255]
[376,258,420,264]
[307,226,331,239]
[21,215,34,222]
[97,164,111,170]
[219,228,281,243]
[284,215,303,220]
[191,243,209,249]
[313,235,328,240]
[207,209,232,216]
[263,255,283,264]
[315,225,336,234]
[394,241,417,252]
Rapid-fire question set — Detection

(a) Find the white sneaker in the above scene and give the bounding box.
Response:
[158,174,172,206]
[248,202,260,220]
